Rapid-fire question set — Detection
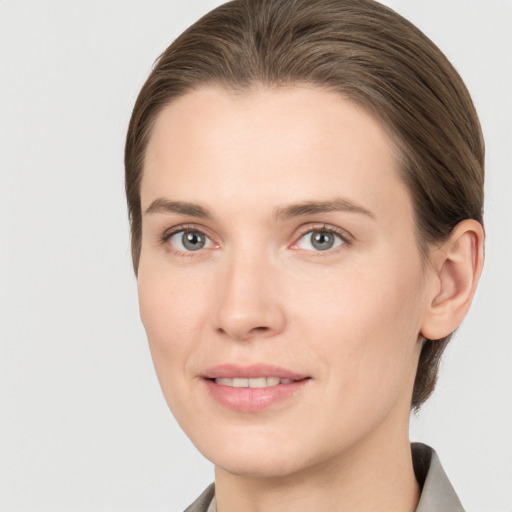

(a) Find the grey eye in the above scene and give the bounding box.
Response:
[182,231,205,251]
[169,230,212,251]
[296,230,344,251]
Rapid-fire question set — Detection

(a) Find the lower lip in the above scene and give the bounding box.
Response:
[203,379,310,412]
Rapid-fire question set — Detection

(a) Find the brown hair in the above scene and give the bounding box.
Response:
[125,0,484,409]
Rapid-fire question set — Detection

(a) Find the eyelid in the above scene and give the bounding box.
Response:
[289,223,353,250]
[160,223,220,253]
[158,222,352,254]
[161,223,212,239]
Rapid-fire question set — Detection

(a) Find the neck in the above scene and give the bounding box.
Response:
[214,417,419,512]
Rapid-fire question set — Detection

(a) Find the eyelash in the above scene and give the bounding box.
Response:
[160,224,217,256]
[291,224,352,254]
[160,223,352,256]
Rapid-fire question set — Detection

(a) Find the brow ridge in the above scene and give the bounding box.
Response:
[273,198,374,220]
[144,199,212,218]
[144,197,374,221]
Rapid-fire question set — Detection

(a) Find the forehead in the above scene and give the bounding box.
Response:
[141,85,410,222]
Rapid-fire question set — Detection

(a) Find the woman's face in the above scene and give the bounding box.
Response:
[138,86,431,477]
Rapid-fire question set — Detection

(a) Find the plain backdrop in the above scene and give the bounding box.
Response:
[0,1,511,511]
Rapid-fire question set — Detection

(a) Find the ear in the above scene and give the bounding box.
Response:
[420,219,484,340]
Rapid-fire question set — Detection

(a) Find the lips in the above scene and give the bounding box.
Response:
[215,377,295,387]
[202,363,308,381]
[201,364,310,412]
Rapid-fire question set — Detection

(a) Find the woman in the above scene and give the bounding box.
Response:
[125,0,484,510]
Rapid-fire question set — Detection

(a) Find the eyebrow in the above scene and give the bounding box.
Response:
[273,198,374,220]
[143,197,374,220]
[144,199,212,218]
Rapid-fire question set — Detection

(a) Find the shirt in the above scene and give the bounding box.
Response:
[183,443,464,512]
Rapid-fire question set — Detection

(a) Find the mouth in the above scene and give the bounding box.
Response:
[213,377,297,388]
[201,364,311,412]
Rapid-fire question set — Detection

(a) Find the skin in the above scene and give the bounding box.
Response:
[137,85,484,512]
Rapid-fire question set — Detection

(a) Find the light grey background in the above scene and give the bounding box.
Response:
[0,1,510,511]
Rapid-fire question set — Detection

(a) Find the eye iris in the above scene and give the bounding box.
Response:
[182,231,205,251]
[311,231,335,251]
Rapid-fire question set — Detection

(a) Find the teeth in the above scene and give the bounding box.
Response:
[248,377,267,388]
[214,377,295,388]
[233,378,249,388]
[216,378,234,386]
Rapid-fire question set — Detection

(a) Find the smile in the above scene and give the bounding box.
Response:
[214,377,295,387]
[202,364,310,412]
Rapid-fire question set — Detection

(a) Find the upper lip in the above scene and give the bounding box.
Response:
[201,363,309,380]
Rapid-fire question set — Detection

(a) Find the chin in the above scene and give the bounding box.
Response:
[193,424,343,480]
[213,452,306,479]
[191,429,308,478]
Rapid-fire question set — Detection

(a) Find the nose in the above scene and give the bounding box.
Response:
[212,250,287,341]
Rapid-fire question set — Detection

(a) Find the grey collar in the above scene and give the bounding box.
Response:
[412,443,465,512]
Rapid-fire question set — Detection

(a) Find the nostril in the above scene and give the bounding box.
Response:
[250,326,270,334]
[215,325,270,340]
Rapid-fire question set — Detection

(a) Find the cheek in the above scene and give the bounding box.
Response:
[295,253,423,334]
[138,251,210,336]
[293,255,425,401]
[137,262,209,394]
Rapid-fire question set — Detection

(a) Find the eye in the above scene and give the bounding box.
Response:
[294,229,345,251]
[167,230,216,252]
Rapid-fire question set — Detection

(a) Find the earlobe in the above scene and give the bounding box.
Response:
[420,219,484,340]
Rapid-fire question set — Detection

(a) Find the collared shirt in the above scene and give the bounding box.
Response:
[184,443,464,512]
